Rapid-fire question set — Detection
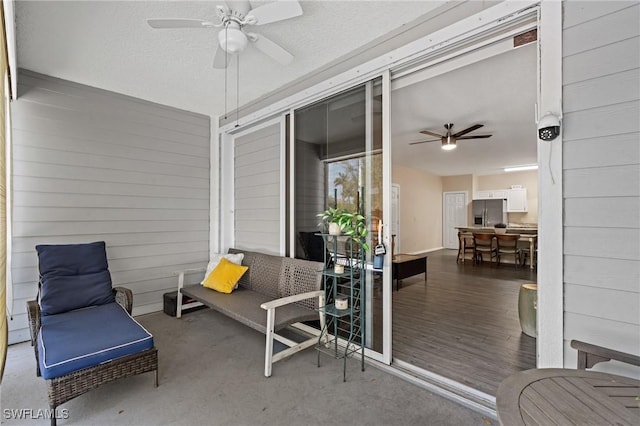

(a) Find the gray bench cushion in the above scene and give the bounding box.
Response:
[181,285,318,333]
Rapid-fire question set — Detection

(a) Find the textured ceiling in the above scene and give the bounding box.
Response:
[16,0,444,116]
[16,1,538,177]
[392,43,538,176]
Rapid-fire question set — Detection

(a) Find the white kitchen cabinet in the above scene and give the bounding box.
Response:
[475,189,509,200]
[507,188,528,212]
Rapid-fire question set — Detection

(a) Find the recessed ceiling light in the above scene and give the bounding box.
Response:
[504,165,538,172]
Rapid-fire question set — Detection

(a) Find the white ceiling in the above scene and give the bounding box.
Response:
[15,0,443,116]
[392,43,538,176]
[15,0,537,177]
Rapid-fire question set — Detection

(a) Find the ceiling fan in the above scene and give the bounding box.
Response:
[147,1,303,69]
[409,123,492,150]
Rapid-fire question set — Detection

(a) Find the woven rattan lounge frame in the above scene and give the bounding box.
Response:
[27,287,158,426]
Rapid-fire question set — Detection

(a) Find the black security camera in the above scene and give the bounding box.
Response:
[538,113,561,141]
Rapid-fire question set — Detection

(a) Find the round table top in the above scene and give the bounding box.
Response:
[496,368,640,426]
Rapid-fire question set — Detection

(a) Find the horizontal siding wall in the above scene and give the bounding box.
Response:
[9,70,210,343]
[562,1,640,376]
[234,123,280,255]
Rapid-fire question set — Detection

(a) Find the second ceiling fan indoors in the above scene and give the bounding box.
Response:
[147,0,303,68]
[410,123,492,150]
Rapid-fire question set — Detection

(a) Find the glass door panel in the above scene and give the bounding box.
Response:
[292,76,389,360]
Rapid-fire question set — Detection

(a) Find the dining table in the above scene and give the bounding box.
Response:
[496,368,640,425]
[455,227,538,269]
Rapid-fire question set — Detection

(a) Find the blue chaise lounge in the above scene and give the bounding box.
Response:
[27,241,158,426]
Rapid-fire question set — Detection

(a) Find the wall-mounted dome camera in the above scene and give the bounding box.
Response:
[538,113,561,141]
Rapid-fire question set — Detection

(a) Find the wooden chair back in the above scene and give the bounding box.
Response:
[496,234,520,250]
[473,233,495,249]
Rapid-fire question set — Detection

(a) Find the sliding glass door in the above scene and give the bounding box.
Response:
[290,74,391,363]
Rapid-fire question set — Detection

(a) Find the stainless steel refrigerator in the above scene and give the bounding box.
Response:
[472,199,507,227]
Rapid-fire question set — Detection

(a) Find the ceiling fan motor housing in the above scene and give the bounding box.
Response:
[219,23,247,53]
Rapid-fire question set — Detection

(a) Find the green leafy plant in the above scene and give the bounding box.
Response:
[317,208,370,252]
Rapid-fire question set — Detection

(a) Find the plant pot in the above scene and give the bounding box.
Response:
[495,227,507,235]
[328,222,341,236]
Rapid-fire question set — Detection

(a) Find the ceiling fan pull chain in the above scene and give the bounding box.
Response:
[224,24,228,120]
[236,53,240,128]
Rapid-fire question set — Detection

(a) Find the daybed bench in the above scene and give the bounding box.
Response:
[177,248,325,377]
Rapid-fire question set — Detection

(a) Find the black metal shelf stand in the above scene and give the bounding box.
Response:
[316,233,366,381]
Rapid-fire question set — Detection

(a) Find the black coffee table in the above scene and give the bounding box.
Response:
[392,254,427,291]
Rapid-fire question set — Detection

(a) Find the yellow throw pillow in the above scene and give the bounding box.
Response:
[202,257,248,294]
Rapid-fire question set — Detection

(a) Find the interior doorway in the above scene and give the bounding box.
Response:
[443,191,468,249]
[388,28,538,397]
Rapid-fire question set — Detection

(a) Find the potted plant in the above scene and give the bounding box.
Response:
[317,207,347,236]
[494,223,508,235]
[317,208,371,252]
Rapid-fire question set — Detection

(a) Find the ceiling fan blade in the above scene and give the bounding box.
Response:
[456,134,492,140]
[409,139,440,145]
[419,130,443,138]
[248,1,303,25]
[213,46,229,69]
[452,124,483,138]
[147,19,215,29]
[250,33,293,65]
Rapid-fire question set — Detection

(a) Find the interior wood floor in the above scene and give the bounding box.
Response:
[390,249,537,396]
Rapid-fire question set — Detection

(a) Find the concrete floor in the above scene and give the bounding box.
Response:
[2,308,495,425]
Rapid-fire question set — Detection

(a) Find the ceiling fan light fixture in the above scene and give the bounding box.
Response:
[219,26,247,53]
[441,137,456,150]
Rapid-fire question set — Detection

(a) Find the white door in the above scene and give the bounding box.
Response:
[443,191,467,249]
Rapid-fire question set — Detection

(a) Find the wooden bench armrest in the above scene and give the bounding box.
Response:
[570,339,640,369]
[260,290,324,310]
[177,267,207,290]
[175,267,207,276]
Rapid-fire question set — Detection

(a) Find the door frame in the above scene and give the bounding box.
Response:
[442,191,468,250]
[217,0,563,368]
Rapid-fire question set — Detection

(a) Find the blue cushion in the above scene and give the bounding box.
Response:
[37,302,154,380]
[40,270,114,316]
[37,241,109,277]
[36,241,115,315]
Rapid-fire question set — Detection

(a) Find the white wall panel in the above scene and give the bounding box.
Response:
[565,284,640,325]
[564,164,640,198]
[234,123,281,255]
[562,1,640,370]
[563,36,639,85]
[564,227,640,261]
[564,197,640,228]
[564,133,639,169]
[9,70,210,343]
[563,1,637,28]
[563,3,639,56]
[563,69,639,113]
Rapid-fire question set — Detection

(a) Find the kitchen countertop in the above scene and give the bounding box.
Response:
[456,226,538,233]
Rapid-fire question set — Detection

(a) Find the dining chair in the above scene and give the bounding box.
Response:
[496,234,521,268]
[472,233,497,265]
[456,231,475,263]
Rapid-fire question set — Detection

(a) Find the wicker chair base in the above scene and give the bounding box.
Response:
[47,348,158,425]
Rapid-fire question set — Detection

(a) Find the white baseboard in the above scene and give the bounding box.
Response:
[407,246,444,255]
